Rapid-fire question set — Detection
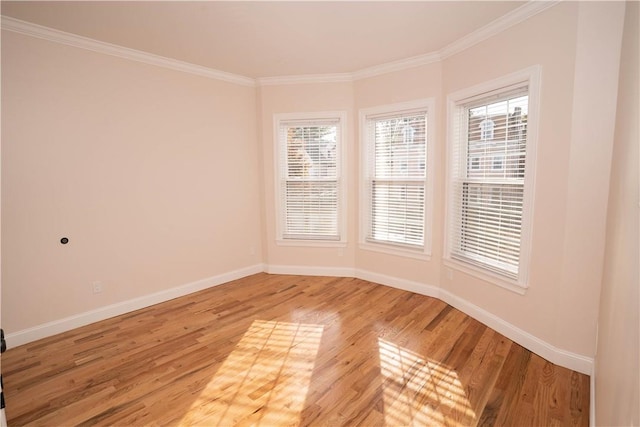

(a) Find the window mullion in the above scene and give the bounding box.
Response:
[449,85,530,282]
[276,113,343,243]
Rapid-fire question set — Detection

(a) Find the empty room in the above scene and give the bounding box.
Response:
[1,1,638,426]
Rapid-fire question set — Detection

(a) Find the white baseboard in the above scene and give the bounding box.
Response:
[438,288,593,375]
[267,264,593,375]
[266,264,356,277]
[6,262,594,378]
[590,366,596,426]
[354,269,440,298]
[5,263,265,348]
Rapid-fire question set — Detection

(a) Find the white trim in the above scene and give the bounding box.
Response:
[359,98,435,260]
[276,239,347,248]
[519,66,542,287]
[266,266,593,374]
[352,52,441,81]
[2,2,558,86]
[438,287,593,375]
[444,65,541,291]
[444,259,528,295]
[257,1,559,84]
[257,73,353,86]
[446,65,541,105]
[0,16,256,87]
[275,264,593,374]
[4,264,265,348]
[353,267,592,374]
[5,264,594,376]
[592,320,598,426]
[272,111,348,245]
[439,1,561,59]
[359,242,431,261]
[590,368,596,427]
[266,264,355,278]
[354,268,439,298]
[357,268,593,374]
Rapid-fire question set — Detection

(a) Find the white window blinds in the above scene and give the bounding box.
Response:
[365,110,427,248]
[277,118,341,241]
[448,88,529,279]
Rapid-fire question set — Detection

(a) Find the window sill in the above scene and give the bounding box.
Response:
[443,258,528,295]
[276,239,347,248]
[360,242,431,261]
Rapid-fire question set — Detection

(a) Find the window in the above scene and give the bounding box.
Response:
[479,118,495,140]
[360,99,434,258]
[492,155,504,170]
[274,112,346,244]
[470,157,480,170]
[445,67,540,290]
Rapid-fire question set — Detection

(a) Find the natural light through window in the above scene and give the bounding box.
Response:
[180,320,323,426]
[274,111,347,245]
[378,338,475,426]
[445,67,540,290]
[360,99,434,259]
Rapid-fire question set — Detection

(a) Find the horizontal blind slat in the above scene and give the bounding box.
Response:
[279,120,341,240]
[366,109,428,248]
[449,90,529,277]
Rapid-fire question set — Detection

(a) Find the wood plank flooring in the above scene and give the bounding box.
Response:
[2,273,590,426]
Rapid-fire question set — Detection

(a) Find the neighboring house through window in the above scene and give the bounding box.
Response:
[360,99,434,259]
[274,112,346,245]
[480,118,495,140]
[470,157,480,170]
[445,67,540,291]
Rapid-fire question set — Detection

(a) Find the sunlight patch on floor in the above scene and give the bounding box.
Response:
[378,338,475,426]
[179,320,323,426]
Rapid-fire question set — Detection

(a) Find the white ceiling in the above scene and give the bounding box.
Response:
[1,1,527,79]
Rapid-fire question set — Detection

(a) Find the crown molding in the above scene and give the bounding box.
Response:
[1,15,256,87]
[262,0,560,85]
[2,1,559,87]
[256,52,443,86]
[440,1,561,59]
[352,51,442,81]
[257,73,353,86]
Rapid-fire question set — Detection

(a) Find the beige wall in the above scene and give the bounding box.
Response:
[556,0,626,360]
[258,82,356,269]
[353,63,443,286]
[440,2,626,357]
[596,2,640,425]
[1,1,632,382]
[1,31,263,332]
[255,2,626,360]
[438,4,579,350]
[254,2,631,361]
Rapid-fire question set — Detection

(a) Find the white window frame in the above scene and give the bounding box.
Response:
[359,99,435,260]
[492,155,505,170]
[480,118,495,140]
[444,66,541,293]
[471,157,480,170]
[274,111,347,247]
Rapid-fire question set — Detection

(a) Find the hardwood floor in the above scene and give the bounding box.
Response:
[2,273,590,426]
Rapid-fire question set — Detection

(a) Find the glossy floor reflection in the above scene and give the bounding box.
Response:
[379,338,475,426]
[180,320,323,426]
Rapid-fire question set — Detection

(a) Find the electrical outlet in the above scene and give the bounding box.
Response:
[92,281,103,294]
